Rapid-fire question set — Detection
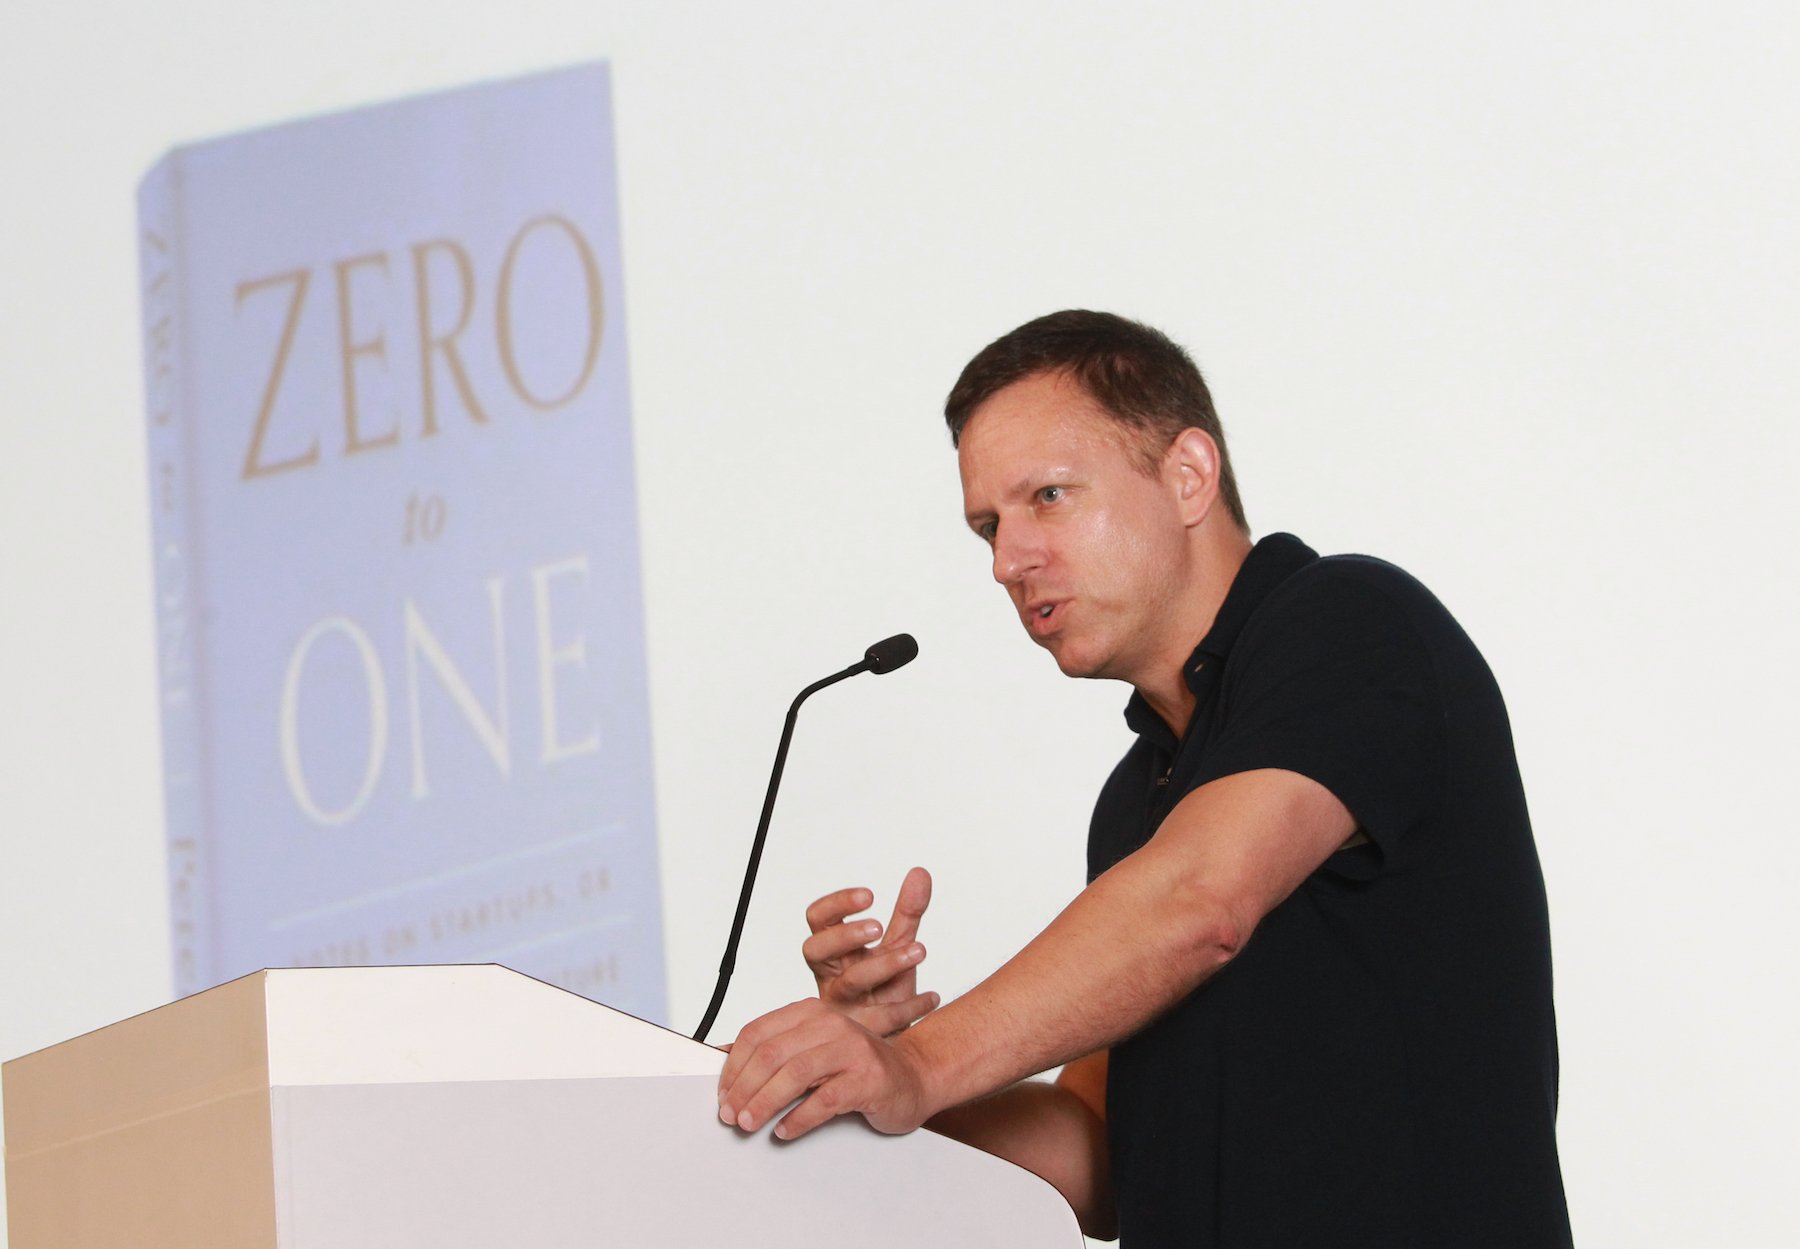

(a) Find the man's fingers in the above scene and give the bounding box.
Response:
[855,990,940,1036]
[805,887,873,934]
[834,942,925,996]
[773,1074,857,1140]
[801,918,882,970]
[719,1009,855,1130]
[719,1006,845,1116]
[883,867,933,947]
[719,999,823,1091]
[731,1034,850,1132]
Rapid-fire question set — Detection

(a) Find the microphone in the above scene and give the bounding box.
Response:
[692,633,918,1043]
[863,632,919,674]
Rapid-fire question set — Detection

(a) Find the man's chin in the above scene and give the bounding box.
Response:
[1043,639,1105,680]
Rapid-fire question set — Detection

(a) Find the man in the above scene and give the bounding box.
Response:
[718,311,1573,1247]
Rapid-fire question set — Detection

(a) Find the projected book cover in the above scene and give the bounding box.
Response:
[136,63,666,1021]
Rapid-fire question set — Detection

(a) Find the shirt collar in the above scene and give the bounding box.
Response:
[1122,532,1319,740]
[1192,532,1319,671]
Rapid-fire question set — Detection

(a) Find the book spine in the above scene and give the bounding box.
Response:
[137,156,211,998]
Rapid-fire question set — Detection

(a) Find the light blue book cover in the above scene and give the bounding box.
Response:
[137,64,666,1022]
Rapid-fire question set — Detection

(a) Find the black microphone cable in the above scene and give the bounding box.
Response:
[692,633,918,1044]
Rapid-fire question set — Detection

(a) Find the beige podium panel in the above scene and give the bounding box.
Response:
[3,965,1081,1248]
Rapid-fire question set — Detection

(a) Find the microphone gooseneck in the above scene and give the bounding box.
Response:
[692,633,918,1044]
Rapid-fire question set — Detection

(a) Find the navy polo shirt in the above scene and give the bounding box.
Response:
[1088,534,1572,1249]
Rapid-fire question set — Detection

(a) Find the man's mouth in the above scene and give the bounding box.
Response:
[1026,600,1064,637]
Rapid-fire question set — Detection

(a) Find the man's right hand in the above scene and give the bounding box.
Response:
[802,866,937,1035]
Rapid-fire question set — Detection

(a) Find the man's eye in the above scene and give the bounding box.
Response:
[1038,486,1063,504]
[978,521,997,543]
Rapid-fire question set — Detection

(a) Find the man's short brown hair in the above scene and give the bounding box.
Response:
[944,310,1247,531]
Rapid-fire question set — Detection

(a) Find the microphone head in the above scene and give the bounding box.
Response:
[864,633,919,674]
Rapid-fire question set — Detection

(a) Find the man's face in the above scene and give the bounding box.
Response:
[958,371,1191,685]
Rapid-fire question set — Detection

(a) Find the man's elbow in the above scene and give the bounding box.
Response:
[1167,881,1250,981]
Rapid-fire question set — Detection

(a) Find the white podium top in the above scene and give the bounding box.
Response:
[262,963,720,1085]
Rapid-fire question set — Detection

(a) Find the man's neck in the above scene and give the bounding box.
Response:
[1133,527,1254,737]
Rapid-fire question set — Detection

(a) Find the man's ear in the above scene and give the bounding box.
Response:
[1166,427,1222,528]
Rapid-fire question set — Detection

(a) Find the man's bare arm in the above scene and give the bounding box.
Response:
[717,767,1354,1139]
[897,769,1353,1115]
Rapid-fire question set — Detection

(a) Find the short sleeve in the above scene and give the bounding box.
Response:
[1194,562,1446,877]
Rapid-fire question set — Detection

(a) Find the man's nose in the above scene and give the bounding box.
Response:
[991,520,1045,585]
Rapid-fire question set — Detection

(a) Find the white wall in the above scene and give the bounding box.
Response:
[2,2,1795,1245]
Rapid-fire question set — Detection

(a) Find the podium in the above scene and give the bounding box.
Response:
[3,965,1081,1247]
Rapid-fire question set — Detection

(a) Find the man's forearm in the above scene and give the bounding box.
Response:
[896,840,1237,1120]
[893,769,1351,1119]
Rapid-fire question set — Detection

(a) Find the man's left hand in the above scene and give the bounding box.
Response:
[717,998,934,1140]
